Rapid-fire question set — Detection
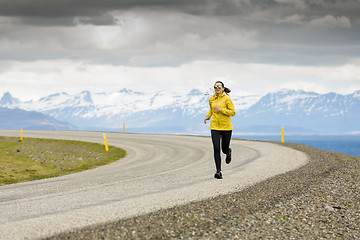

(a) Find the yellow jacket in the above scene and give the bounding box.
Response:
[206,92,236,130]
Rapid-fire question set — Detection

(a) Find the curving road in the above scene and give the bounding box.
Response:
[0,130,308,239]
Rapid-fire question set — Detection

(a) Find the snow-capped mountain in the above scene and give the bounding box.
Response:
[0,88,260,133]
[1,88,359,134]
[235,89,360,133]
[0,92,21,107]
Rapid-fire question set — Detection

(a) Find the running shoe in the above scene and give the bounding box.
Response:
[226,148,232,164]
[214,170,223,179]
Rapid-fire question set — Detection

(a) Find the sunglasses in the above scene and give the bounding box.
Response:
[214,86,223,89]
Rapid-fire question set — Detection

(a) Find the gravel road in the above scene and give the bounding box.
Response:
[0,130,308,239]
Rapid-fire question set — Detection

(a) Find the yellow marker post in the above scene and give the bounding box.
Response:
[123,123,125,133]
[103,133,109,151]
[281,126,284,143]
[20,129,23,141]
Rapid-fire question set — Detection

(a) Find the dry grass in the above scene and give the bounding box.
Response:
[0,136,126,186]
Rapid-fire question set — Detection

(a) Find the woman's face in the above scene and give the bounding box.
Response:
[214,83,223,95]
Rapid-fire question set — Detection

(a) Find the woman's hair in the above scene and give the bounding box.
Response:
[215,81,231,95]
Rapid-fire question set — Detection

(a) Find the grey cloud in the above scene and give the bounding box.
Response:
[309,15,351,28]
[0,0,359,26]
[0,0,313,22]
[0,0,206,20]
[74,13,119,25]
[0,0,249,27]
[0,61,12,73]
[0,0,359,66]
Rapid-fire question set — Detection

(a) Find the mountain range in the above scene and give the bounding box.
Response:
[1,88,359,134]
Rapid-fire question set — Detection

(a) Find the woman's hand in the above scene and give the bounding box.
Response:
[204,117,210,124]
[213,106,221,112]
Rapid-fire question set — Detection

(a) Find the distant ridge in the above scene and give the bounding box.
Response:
[0,107,74,130]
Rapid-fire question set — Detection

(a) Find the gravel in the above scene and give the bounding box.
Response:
[47,142,360,239]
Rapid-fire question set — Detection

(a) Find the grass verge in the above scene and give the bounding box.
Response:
[0,136,126,186]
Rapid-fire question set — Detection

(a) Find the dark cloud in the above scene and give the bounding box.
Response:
[0,0,359,26]
[0,0,359,66]
[0,0,203,19]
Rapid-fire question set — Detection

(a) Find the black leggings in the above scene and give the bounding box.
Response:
[211,130,232,171]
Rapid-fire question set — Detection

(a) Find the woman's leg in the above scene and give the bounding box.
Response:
[211,130,221,171]
[221,130,232,155]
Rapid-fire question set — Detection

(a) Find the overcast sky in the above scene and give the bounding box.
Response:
[0,0,360,100]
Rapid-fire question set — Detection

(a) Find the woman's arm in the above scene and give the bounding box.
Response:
[204,116,210,124]
[204,99,213,124]
[220,98,236,116]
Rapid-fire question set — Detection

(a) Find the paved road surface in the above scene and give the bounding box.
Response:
[0,130,308,239]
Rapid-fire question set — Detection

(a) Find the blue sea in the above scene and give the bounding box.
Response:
[233,134,360,157]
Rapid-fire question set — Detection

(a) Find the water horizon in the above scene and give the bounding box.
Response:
[233,134,360,157]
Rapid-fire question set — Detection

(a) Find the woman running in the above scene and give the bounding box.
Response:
[204,81,236,179]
